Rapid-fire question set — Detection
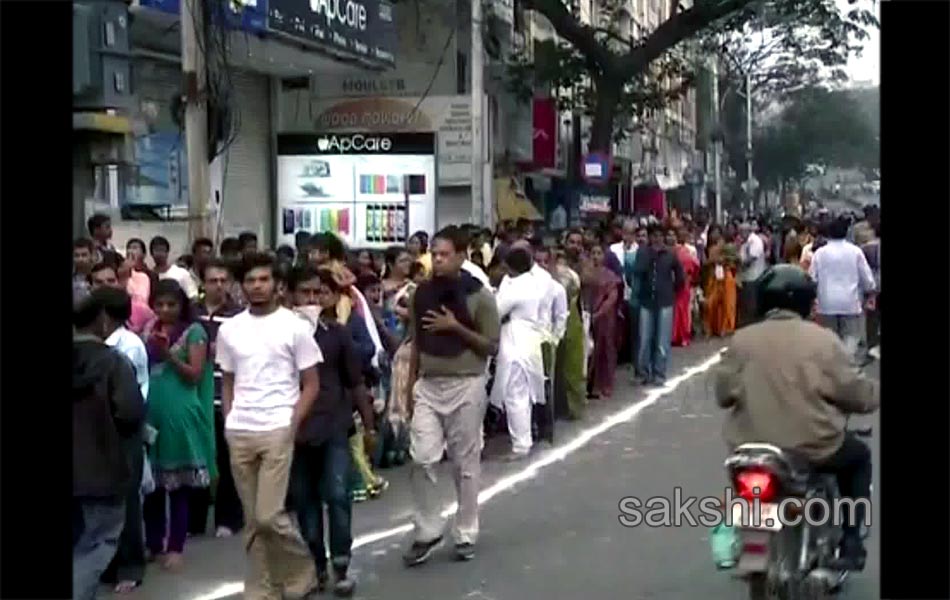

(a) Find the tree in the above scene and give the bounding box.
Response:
[708,4,878,188]
[504,0,878,154]
[752,86,879,191]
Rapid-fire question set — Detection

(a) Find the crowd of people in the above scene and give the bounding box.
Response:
[72,203,880,598]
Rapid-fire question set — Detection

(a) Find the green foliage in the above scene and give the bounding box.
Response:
[706,0,878,109]
[752,86,879,189]
[506,0,878,152]
[505,38,692,143]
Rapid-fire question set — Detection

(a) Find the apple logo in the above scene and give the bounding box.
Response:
[317,137,330,151]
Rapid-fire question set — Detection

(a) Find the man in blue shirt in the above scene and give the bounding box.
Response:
[97,288,149,594]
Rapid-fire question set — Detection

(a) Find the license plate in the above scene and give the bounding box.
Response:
[732,501,783,531]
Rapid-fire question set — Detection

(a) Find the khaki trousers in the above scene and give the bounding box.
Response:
[226,427,316,600]
[410,375,487,545]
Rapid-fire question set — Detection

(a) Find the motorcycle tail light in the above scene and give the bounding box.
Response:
[743,542,768,555]
[735,469,777,503]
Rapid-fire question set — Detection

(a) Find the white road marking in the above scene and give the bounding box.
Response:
[189,349,725,600]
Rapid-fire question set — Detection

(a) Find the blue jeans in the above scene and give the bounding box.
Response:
[637,306,674,382]
[73,496,126,600]
[628,301,641,373]
[288,435,353,574]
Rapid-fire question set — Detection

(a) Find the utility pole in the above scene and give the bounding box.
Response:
[745,71,754,212]
[470,0,485,226]
[711,58,722,224]
[182,0,211,243]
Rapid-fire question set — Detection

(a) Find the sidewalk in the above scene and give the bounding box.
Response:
[122,340,727,600]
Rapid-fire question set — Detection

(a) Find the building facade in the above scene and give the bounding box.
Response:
[75,0,397,252]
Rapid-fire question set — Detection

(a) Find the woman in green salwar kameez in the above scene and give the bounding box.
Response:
[553,258,587,419]
[142,280,216,570]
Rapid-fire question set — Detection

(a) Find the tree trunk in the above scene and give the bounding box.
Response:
[588,77,621,154]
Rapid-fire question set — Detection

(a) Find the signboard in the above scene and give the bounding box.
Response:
[137,0,268,33]
[532,97,557,169]
[276,132,436,249]
[279,95,481,185]
[267,0,396,67]
[127,132,188,207]
[578,188,611,213]
[582,152,611,184]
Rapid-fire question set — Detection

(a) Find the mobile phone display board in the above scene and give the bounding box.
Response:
[276,132,437,250]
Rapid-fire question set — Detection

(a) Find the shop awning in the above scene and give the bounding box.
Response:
[655,172,684,190]
[495,177,542,222]
[73,112,132,134]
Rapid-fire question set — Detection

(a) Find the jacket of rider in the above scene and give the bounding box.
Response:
[713,309,879,462]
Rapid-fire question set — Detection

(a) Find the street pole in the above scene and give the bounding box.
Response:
[470,0,485,226]
[711,58,722,224]
[182,0,211,243]
[745,71,753,212]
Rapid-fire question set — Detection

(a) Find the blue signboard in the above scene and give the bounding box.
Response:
[267,0,396,67]
[126,132,189,207]
[138,0,268,34]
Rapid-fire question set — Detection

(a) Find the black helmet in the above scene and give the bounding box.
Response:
[756,264,816,319]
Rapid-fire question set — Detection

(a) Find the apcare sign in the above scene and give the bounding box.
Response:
[268,0,396,67]
[310,0,367,31]
[278,132,437,156]
[318,134,391,153]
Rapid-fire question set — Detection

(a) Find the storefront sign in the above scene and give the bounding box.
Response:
[277,132,435,155]
[137,0,268,33]
[268,0,396,67]
[275,132,436,249]
[582,152,611,184]
[309,72,438,98]
[280,94,484,185]
[578,190,611,213]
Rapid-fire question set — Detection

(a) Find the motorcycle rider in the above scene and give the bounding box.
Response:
[714,264,879,571]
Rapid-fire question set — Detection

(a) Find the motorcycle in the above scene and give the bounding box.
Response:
[723,425,872,600]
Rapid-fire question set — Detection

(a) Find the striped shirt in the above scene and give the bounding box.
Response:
[196,301,242,404]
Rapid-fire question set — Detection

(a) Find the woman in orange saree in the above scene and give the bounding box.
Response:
[672,228,701,346]
[702,231,738,337]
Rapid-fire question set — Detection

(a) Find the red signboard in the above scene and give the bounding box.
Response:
[532,98,557,169]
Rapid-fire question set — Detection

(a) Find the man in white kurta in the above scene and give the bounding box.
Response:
[534,261,569,345]
[490,248,547,458]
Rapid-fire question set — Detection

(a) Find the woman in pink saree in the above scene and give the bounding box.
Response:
[585,244,622,398]
[672,228,701,346]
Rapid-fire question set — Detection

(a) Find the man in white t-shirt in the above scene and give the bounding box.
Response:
[217,253,323,599]
[737,222,767,327]
[149,236,200,300]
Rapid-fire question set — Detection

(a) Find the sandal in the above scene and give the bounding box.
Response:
[368,478,390,498]
[114,580,141,594]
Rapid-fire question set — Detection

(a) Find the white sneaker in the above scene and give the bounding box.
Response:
[215,526,234,538]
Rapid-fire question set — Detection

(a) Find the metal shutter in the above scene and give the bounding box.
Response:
[219,71,271,243]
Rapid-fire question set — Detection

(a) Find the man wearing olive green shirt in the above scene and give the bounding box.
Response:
[402,226,500,567]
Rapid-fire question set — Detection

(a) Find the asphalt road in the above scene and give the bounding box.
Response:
[125,339,880,600]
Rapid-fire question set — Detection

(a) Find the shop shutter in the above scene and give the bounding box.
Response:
[220,70,271,241]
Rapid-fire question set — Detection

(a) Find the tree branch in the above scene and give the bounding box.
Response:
[521,0,614,70]
[617,0,756,76]
[592,26,636,50]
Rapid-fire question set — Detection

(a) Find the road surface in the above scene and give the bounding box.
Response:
[125,339,880,600]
